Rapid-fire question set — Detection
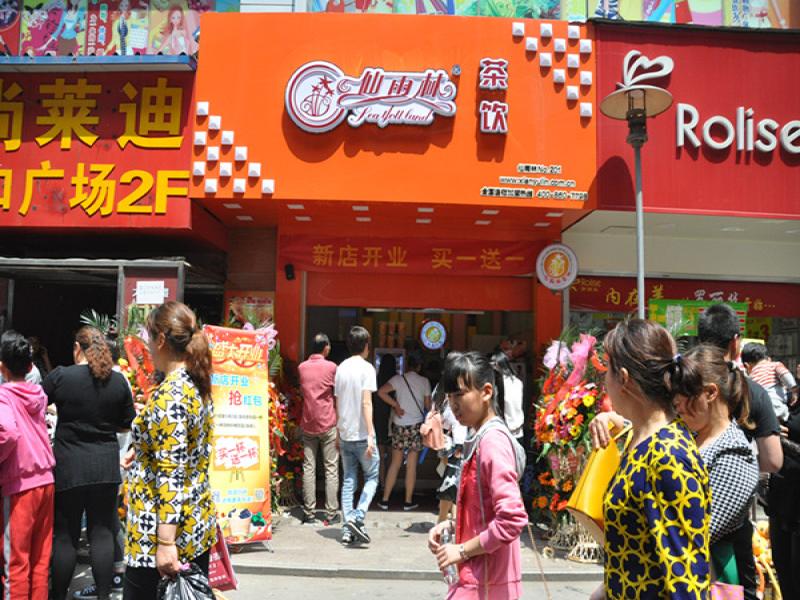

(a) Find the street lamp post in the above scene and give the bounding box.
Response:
[600,54,673,319]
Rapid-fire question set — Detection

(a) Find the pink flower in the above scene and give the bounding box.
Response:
[566,334,597,387]
[543,340,570,370]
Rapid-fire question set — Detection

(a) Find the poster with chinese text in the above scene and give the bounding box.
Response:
[108,0,147,54]
[0,0,21,55]
[21,0,87,56]
[648,300,749,338]
[205,325,272,545]
[85,0,113,54]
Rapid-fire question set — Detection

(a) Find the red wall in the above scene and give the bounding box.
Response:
[596,24,800,220]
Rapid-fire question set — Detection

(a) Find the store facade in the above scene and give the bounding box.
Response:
[191,14,602,367]
[566,21,800,372]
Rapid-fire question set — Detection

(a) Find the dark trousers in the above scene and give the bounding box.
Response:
[726,520,758,600]
[123,551,209,600]
[770,516,800,599]
[52,484,119,600]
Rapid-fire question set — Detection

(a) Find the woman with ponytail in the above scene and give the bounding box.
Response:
[121,302,215,599]
[588,319,711,600]
[44,326,135,600]
[675,345,759,599]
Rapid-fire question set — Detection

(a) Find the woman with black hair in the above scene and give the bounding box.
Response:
[491,350,524,441]
[44,326,135,600]
[372,353,396,489]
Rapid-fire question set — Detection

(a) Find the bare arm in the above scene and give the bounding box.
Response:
[424,394,432,411]
[377,382,400,410]
[362,389,375,439]
[757,434,783,474]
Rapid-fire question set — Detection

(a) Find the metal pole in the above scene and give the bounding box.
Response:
[633,144,646,320]
[562,287,570,331]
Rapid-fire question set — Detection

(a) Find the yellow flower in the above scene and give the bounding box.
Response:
[582,394,596,408]
[562,480,574,493]
[566,407,577,420]
[569,424,582,437]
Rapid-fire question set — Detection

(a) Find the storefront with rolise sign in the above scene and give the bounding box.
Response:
[564,21,800,373]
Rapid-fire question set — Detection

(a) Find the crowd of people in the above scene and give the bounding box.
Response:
[299,305,799,600]
[1,299,798,600]
[0,301,215,600]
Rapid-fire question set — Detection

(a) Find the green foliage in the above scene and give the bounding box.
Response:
[79,309,116,336]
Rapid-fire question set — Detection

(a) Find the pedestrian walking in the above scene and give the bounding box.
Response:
[373,353,397,489]
[377,352,431,511]
[334,326,379,545]
[589,320,710,600]
[121,301,216,599]
[675,345,759,585]
[698,303,782,598]
[428,351,527,600]
[742,342,796,422]
[435,387,467,524]
[0,332,56,600]
[491,351,524,441]
[45,326,135,600]
[298,333,339,525]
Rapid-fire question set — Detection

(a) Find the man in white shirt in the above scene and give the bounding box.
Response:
[334,326,379,545]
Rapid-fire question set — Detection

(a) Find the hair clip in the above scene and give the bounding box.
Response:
[673,353,682,365]
[726,361,737,373]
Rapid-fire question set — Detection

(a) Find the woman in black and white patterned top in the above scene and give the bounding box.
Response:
[674,344,759,584]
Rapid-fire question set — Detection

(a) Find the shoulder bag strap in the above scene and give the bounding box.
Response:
[476,429,552,600]
[402,375,426,419]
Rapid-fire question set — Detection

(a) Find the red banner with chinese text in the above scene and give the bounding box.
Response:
[279,236,541,276]
[570,276,799,318]
[0,73,194,230]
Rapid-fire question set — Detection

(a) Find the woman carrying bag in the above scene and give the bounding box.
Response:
[377,352,431,511]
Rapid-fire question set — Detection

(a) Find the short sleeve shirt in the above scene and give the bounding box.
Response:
[43,365,135,491]
[387,372,431,427]
[334,356,377,442]
[604,420,710,599]
[298,355,337,435]
[740,378,780,442]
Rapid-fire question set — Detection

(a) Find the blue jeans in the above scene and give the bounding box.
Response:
[340,440,380,523]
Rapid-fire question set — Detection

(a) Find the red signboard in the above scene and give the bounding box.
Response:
[0,72,194,230]
[280,236,542,276]
[596,24,800,220]
[570,276,799,318]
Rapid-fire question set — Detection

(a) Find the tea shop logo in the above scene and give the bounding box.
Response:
[285,61,458,134]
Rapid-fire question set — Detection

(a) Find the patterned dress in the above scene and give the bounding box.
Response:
[126,368,216,568]
[604,420,711,599]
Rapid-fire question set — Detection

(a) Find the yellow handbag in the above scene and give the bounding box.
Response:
[566,426,631,545]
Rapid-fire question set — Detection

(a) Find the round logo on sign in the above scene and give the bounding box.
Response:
[536,244,578,291]
[420,321,447,351]
[285,61,347,134]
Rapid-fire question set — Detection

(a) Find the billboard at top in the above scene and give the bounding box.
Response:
[191,14,597,211]
[596,23,800,220]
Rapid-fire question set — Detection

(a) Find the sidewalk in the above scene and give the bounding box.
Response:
[230,508,604,582]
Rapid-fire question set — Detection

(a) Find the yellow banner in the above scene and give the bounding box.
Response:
[205,325,272,544]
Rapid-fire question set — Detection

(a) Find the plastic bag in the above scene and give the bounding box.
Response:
[157,563,215,600]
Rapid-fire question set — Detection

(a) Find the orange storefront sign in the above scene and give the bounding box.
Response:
[192,14,597,209]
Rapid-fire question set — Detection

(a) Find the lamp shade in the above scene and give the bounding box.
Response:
[600,85,673,120]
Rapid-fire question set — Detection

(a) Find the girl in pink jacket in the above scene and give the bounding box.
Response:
[0,332,56,600]
[428,351,528,600]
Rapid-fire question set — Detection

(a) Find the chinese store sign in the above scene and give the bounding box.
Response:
[0,73,193,229]
[285,61,457,133]
[279,236,539,276]
[570,276,797,318]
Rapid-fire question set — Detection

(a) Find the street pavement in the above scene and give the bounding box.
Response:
[220,573,600,599]
[230,507,604,582]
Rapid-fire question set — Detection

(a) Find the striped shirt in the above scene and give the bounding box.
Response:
[750,360,795,391]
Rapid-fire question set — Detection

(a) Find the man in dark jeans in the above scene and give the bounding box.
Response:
[698,304,783,600]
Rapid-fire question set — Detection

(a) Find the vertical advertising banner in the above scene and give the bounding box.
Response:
[205,325,272,544]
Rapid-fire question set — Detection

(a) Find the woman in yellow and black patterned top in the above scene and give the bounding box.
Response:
[122,302,216,599]
[591,320,711,600]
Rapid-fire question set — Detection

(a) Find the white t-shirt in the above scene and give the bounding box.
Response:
[388,371,431,427]
[441,402,468,445]
[502,373,524,438]
[335,355,377,442]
